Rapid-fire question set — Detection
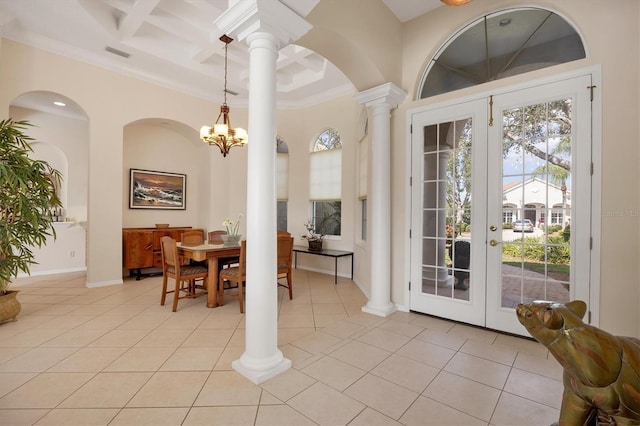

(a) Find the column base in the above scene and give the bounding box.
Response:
[362,301,397,317]
[232,350,291,384]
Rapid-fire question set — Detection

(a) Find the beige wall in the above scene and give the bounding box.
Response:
[0,38,241,287]
[396,0,640,336]
[1,0,638,337]
[277,95,363,287]
[123,121,210,230]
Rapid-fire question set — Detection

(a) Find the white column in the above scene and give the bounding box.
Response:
[354,83,406,317]
[234,31,290,384]
[215,0,312,384]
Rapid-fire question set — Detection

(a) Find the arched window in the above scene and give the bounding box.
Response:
[309,128,342,236]
[276,135,289,231]
[418,8,586,99]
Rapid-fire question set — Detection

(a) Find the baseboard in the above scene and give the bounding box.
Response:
[16,266,87,278]
[87,279,123,288]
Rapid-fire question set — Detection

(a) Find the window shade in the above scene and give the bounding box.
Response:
[358,138,368,199]
[309,149,341,200]
[276,153,288,200]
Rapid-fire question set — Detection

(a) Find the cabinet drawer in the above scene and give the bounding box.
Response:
[153,252,163,268]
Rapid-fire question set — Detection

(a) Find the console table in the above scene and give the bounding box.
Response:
[293,245,354,284]
[122,226,199,280]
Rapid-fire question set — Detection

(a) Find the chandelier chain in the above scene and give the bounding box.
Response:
[223,37,228,105]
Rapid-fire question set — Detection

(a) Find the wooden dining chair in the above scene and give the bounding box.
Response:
[181,229,206,270]
[182,229,205,245]
[218,239,246,313]
[160,236,209,312]
[277,230,292,237]
[208,230,226,244]
[277,235,294,300]
[209,229,240,287]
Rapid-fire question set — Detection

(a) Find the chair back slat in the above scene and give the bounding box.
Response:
[182,229,204,245]
[277,235,294,266]
[208,230,226,244]
[161,236,178,268]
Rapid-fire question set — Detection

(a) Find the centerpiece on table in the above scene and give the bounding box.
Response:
[221,214,242,245]
[302,221,324,251]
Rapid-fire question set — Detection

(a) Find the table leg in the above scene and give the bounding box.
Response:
[206,257,219,308]
[351,255,354,280]
[334,258,338,284]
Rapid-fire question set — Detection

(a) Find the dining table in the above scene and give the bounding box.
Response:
[177,241,241,308]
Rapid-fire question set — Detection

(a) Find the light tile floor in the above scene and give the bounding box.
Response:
[0,270,564,425]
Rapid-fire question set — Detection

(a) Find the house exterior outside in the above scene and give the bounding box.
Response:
[503,177,571,227]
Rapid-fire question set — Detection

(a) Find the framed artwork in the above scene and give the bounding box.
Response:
[129,168,186,210]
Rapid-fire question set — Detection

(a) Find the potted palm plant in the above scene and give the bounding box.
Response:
[0,119,61,323]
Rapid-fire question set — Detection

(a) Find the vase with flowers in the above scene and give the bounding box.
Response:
[301,221,324,251]
[221,214,242,245]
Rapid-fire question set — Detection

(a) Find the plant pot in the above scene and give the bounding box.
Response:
[308,239,323,251]
[0,291,21,323]
[221,234,241,246]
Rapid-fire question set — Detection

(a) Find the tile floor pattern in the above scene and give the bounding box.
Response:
[0,270,565,425]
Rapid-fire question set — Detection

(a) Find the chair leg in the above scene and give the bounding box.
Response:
[238,280,244,313]
[172,278,181,312]
[161,275,169,306]
[218,276,225,306]
[287,272,293,300]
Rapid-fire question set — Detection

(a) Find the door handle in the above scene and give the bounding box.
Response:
[489,239,501,246]
[489,225,497,231]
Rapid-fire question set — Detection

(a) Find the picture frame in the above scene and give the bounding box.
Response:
[129,168,186,210]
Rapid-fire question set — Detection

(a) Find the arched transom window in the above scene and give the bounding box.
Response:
[418,7,586,99]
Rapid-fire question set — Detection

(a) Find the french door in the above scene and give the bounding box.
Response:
[410,74,593,336]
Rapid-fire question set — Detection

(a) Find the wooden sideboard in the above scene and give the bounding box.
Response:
[123,226,200,280]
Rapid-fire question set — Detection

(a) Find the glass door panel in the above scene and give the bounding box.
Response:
[486,75,591,335]
[411,99,487,326]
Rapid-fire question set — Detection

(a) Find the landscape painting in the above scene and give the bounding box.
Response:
[129,169,186,209]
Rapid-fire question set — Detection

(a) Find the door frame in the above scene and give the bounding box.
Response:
[403,65,602,327]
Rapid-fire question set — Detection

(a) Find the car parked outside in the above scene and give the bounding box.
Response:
[513,219,534,232]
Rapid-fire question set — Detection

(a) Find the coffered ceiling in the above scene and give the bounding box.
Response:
[0,0,443,112]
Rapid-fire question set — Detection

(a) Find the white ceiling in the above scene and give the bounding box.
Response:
[0,0,443,116]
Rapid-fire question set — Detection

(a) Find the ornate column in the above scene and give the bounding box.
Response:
[215,0,312,384]
[354,83,406,317]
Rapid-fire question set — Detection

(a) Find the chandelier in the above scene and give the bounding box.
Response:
[441,0,471,5]
[200,34,248,157]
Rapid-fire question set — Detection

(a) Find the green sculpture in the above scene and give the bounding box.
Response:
[516,300,640,425]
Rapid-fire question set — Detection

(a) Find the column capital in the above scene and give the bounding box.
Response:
[354,82,407,109]
[215,0,313,48]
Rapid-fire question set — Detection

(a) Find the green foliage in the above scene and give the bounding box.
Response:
[0,119,61,293]
[502,235,570,265]
[315,200,341,236]
[547,224,562,233]
[562,224,571,241]
[503,222,513,229]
